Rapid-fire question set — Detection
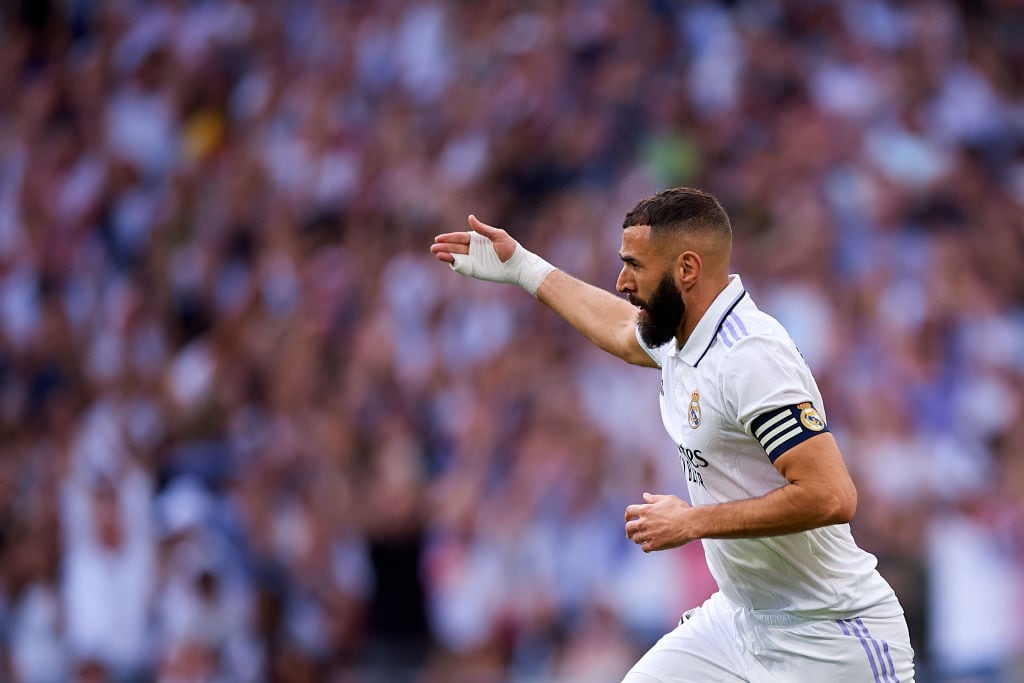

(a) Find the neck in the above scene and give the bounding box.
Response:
[675,274,731,348]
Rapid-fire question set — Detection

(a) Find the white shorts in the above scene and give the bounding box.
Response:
[622,592,915,683]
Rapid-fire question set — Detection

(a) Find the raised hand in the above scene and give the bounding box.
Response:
[429,215,554,296]
[430,215,517,265]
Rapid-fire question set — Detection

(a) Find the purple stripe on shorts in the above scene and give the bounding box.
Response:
[856,617,897,682]
[883,641,896,682]
[838,619,882,683]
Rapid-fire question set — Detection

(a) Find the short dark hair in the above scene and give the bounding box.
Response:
[622,187,732,242]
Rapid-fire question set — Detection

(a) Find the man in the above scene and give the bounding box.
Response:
[429,187,914,682]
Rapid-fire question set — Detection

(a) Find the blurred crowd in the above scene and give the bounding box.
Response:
[1,0,1022,681]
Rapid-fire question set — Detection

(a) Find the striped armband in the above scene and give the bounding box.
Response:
[750,402,828,462]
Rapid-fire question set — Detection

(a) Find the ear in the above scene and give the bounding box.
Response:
[674,250,702,291]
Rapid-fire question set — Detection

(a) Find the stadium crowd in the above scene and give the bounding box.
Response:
[0,0,1022,681]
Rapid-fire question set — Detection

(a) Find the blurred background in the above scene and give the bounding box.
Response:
[0,0,1022,681]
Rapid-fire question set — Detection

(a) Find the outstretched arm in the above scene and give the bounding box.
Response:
[535,270,655,367]
[431,216,656,367]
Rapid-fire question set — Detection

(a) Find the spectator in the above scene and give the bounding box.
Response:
[0,1,1021,680]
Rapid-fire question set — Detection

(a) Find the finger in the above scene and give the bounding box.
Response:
[432,251,455,265]
[434,231,471,245]
[622,499,647,520]
[430,242,469,256]
[633,535,653,551]
[467,215,503,238]
[624,520,641,539]
[430,243,466,265]
[643,492,669,503]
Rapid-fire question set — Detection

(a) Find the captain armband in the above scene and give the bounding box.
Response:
[750,402,828,463]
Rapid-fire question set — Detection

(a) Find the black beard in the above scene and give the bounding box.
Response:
[632,274,685,348]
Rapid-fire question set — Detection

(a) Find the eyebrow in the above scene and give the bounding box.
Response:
[619,253,638,265]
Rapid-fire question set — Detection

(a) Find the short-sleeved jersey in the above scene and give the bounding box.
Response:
[638,275,900,618]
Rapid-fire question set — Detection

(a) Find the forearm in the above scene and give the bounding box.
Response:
[431,218,654,366]
[685,482,852,541]
[536,269,654,366]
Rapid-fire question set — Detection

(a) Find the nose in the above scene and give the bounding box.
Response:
[616,265,633,294]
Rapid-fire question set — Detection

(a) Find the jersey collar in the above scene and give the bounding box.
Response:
[671,274,747,367]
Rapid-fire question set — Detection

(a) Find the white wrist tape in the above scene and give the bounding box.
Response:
[450,232,556,296]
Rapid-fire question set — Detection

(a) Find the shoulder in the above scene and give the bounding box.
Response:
[718,301,797,360]
[713,304,813,386]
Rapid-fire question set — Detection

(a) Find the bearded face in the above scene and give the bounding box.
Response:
[629,272,686,348]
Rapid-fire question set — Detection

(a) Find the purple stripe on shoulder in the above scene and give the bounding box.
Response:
[694,290,747,367]
[722,317,740,341]
[718,330,734,348]
[729,313,748,337]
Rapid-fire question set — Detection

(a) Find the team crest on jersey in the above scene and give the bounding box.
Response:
[798,402,825,432]
[688,391,702,429]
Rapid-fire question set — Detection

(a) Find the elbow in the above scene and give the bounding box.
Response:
[823,483,858,526]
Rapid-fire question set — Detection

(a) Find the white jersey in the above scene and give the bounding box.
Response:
[638,275,900,618]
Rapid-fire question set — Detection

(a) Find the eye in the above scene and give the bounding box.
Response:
[630,262,640,272]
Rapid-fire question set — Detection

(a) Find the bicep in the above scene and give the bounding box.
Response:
[773,433,857,521]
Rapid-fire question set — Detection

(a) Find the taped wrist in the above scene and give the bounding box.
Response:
[451,232,556,296]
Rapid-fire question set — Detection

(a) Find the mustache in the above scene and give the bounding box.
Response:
[627,294,646,308]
